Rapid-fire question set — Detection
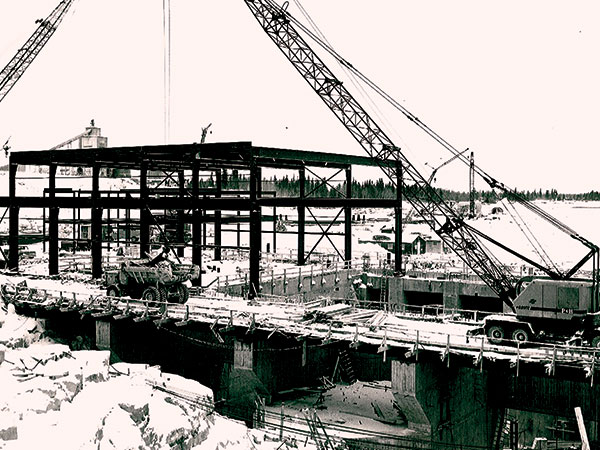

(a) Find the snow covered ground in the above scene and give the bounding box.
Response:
[0,302,313,449]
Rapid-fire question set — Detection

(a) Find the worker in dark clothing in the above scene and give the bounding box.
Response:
[147,245,171,266]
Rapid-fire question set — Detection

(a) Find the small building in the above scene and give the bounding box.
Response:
[402,235,426,255]
[454,201,482,218]
[424,236,444,254]
[379,224,394,234]
[15,122,109,175]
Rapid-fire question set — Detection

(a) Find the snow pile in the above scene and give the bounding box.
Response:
[0,304,300,450]
[0,303,44,350]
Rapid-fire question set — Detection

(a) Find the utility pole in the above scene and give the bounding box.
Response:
[469,151,475,218]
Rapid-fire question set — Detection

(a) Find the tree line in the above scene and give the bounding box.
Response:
[201,171,600,202]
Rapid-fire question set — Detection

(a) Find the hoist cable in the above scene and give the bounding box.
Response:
[272,0,593,251]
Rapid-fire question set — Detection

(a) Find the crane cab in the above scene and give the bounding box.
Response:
[485,277,598,345]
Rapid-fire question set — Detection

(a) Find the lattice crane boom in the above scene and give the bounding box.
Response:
[0,0,75,104]
[243,0,521,305]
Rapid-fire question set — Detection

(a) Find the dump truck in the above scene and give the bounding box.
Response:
[103,251,200,304]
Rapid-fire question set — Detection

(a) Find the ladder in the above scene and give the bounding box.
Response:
[303,409,336,450]
[338,349,357,384]
[379,275,388,307]
[492,408,510,450]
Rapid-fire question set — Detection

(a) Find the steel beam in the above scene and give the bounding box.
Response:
[0,195,401,209]
[9,142,392,171]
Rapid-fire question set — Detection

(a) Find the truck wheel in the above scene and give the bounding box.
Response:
[106,285,121,298]
[591,336,600,348]
[159,286,168,303]
[142,286,161,307]
[487,325,505,344]
[512,328,529,343]
[176,284,189,304]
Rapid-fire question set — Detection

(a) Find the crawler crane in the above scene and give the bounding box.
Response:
[0,1,75,105]
[243,0,600,346]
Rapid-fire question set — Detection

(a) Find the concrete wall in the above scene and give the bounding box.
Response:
[384,276,501,312]
[219,267,360,302]
[390,354,502,448]
[507,372,599,444]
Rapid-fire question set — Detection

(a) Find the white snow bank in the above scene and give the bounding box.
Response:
[0,303,44,349]
[0,306,295,450]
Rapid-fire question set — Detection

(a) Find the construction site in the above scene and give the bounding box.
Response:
[0,1,599,450]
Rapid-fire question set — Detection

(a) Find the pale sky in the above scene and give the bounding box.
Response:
[0,0,598,192]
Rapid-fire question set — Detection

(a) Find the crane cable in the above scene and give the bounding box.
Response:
[291,0,420,171]
[270,0,595,258]
[502,198,560,274]
[162,0,171,144]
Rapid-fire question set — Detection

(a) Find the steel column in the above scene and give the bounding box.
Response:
[139,161,150,258]
[272,204,277,254]
[395,162,403,273]
[91,164,103,278]
[345,167,352,265]
[8,161,18,271]
[249,161,261,298]
[298,167,305,266]
[177,170,185,257]
[191,163,202,286]
[214,169,222,261]
[48,164,59,275]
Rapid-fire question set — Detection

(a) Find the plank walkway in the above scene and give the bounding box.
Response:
[1,278,599,379]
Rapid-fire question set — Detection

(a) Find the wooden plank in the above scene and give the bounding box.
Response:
[575,407,590,450]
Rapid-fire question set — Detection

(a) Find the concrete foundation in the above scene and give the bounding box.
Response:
[391,355,501,447]
[16,302,600,449]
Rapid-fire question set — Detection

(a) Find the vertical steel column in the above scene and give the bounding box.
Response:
[177,170,185,257]
[42,191,46,253]
[77,190,81,243]
[236,210,241,247]
[106,197,111,252]
[248,160,261,299]
[272,204,277,254]
[115,192,120,247]
[48,163,59,275]
[125,192,131,246]
[214,169,222,261]
[91,164,103,279]
[71,191,76,253]
[298,167,305,266]
[191,162,202,286]
[8,161,19,271]
[345,167,352,266]
[469,151,475,219]
[139,160,150,258]
[394,162,403,273]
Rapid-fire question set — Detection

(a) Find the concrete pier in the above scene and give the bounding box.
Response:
[391,355,501,447]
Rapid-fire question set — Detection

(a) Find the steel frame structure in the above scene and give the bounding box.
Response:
[3,141,401,297]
